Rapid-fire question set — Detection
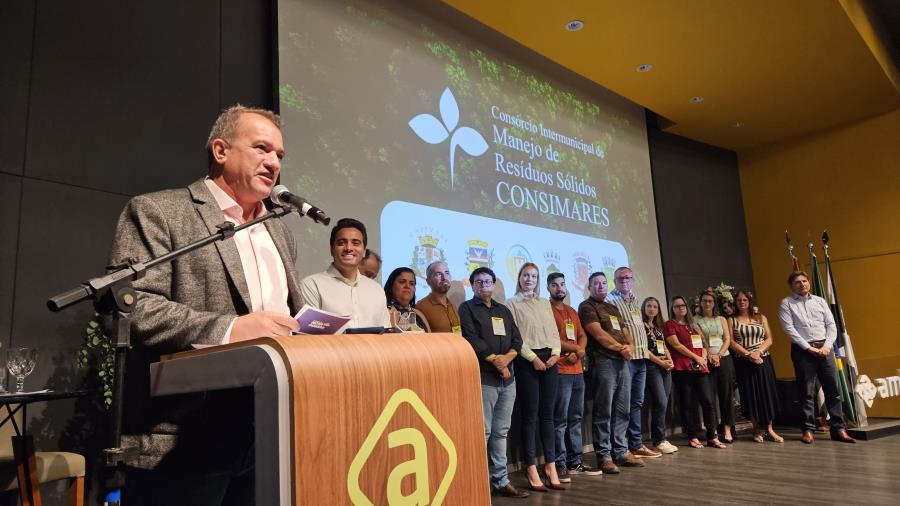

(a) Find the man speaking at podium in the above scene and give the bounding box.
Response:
[108,105,302,505]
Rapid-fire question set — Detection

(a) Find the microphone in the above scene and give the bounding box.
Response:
[270,185,331,226]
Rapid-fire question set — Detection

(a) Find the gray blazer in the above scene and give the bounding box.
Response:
[108,178,302,470]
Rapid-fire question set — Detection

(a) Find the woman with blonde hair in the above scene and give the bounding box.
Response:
[507,263,565,491]
[729,289,782,443]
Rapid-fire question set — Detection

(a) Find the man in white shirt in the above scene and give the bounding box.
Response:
[778,271,854,444]
[300,218,391,328]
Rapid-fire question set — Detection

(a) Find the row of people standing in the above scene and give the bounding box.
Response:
[665,288,783,447]
[456,262,669,498]
[457,263,793,499]
[375,257,845,499]
[393,260,749,498]
[300,225,806,457]
[304,223,855,462]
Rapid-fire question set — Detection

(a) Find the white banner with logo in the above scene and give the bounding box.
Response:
[380,200,628,307]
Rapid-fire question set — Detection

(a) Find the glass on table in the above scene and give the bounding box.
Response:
[397,311,414,332]
[7,347,38,394]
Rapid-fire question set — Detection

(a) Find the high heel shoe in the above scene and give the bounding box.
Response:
[541,465,567,490]
[527,466,548,492]
[527,481,549,492]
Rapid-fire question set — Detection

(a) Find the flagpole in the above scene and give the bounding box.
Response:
[785,230,800,272]
[822,230,867,427]
[808,241,857,424]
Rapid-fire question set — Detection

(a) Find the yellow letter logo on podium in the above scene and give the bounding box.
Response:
[347,388,457,505]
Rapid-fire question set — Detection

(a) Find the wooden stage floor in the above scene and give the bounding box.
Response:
[493,429,900,505]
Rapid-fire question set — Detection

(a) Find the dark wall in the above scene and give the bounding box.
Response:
[0,1,274,503]
[647,124,755,301]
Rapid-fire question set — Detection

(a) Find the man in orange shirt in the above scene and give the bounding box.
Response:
[548,273,602,480]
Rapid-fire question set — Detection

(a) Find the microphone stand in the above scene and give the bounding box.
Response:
[47,204,295,505]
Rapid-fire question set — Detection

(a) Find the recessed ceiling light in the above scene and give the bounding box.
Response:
[731,121,744,128]
[689,96,704,104]
[637,64,653,72]
[565,20,584,32]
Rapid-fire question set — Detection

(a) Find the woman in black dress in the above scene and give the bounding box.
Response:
[729,289,782,443]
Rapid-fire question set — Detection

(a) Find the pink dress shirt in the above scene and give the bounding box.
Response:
[204,179,290,343]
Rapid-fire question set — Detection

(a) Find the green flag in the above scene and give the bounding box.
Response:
[823,232,865,426]
[808,246,825,298]
[808,244,856,423]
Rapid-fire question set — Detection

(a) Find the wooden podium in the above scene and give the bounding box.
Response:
[150,333,490,505]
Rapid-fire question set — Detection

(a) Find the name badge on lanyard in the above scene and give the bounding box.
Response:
[655,338,667,355]
[565,321,576,340]
[492,317,506,336]
[610,316,621,331]
[452,324,462,335]
[691,333,704,349]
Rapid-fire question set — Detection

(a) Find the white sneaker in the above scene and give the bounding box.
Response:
[656,440,678,454]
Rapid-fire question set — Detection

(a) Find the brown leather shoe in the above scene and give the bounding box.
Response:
[801,431,814,444]
[599,460,621,474]
[831,430,856,443]
[633,445,663,458]
[615,452,646,467]
[495,484,530,498]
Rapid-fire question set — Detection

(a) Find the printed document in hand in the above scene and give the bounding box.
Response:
[294,304,352,335]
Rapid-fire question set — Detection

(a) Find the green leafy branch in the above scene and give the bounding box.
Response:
[78,318,114,407]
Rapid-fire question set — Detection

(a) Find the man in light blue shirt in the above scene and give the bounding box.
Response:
[778,271,854,444]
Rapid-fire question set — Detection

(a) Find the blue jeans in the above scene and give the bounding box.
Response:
[627,359,648,450]
[591,358,631,462]
[645,363,672,445]
[482,380,516,489]
[553,373,585,467]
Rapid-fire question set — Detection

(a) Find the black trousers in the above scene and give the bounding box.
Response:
[709,355,736,429]
[791,344,845,433]
[515,348,559,465]
[672,370,718,441]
